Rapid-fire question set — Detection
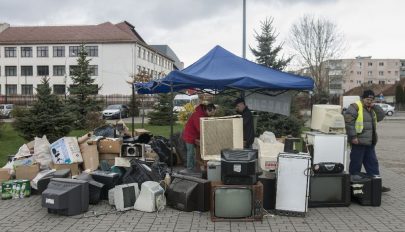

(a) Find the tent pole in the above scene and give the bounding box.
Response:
[169,82,174,173]
[132,83,135,137]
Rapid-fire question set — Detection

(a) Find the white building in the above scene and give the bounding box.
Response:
[0,21,177,96]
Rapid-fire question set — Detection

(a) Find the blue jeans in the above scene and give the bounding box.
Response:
[349,144,380,176]
[186,143,195,170]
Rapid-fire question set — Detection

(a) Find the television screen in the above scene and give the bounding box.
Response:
[122,185,136,208]
[311,177,342,201]
[214,188,252,218]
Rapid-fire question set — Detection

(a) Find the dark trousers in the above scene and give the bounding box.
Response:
[349,144,380,176]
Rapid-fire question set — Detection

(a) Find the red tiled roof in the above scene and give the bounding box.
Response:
[0,22,141,44]
[344,81,404,96]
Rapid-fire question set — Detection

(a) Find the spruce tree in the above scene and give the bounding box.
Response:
[250,17,292,71]
[67,44,103,128]
[148,93,177,125]
[13,77,74,142]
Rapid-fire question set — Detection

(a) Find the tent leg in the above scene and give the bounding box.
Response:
[132,83,135,137]
[169,83,174,174]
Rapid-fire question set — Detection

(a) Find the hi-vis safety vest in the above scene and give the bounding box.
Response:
[355,100,377,134]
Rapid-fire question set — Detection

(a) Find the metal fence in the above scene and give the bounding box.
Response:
[0,94,158,108]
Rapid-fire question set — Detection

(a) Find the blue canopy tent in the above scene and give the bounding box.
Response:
[135,45,314,94]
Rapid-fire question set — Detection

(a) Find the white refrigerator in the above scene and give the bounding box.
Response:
[276,153,311,216]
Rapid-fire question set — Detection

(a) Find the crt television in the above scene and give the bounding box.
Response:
[166,173,211,212]
[309,172,351,207]
[221,149,258,185]
[210,181,263,222]
[134,181,166,212]
[41,178,89,216]
[310,104,345,134]
[108,183,140,211]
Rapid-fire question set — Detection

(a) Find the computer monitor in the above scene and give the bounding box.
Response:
[166,173,211,212]
[134,181,165,212]
[221,149,258,185]
[76,173,104,205]
[310,104,345,134]
[90,170,120,200]
[210,181,263,222]
[108,183,140,211]
[41,178,89,216]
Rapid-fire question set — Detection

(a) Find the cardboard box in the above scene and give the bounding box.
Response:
[79,142,99,171]
[50,137,83,164]
[99,153,119,166]
[51,163,80,176]
[15,164,40,180]
[97,138,122,154]
[0,168,11,183]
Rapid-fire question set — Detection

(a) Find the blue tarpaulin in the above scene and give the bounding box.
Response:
[135,45,314,94]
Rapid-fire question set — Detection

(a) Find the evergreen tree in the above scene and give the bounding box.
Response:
[148,93,177,125]
[395,85,405,110]
[250,17,292,71]
[67,44,103,128]
[13,77,74,142]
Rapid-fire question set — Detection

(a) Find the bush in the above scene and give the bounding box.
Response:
[148,94,177,126]
[84,111,106,131]
[256,112,304,138]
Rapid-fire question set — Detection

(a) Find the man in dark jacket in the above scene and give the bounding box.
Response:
[234,98,255,148]
[344,89,390,192]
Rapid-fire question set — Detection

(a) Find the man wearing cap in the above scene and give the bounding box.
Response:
[344,89,390,192]
[234,98,255,148]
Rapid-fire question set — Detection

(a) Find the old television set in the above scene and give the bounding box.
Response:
[221,149,258,185]
[166,173,211,212]
[134,181,166,212]
[121,143,144,158]
[210,181,263,222]
[41,178,89,216]
[310,104,345,134]
[309,172,351,207]
[108,183,140,211]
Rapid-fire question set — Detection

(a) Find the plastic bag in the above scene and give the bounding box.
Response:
[14,144,32,159]
[259,131,277,143]
[33,135,52,169]
[171,132,187,167]
[150,136,176,166]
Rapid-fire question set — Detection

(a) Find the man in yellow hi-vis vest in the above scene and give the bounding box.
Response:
[344,89,390,192]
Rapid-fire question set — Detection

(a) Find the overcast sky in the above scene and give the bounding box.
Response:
[0,0,403,69]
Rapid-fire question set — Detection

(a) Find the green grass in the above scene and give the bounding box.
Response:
[0,122,184,167]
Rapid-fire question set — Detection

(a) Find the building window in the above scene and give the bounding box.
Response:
[5,66,17,76]
[368,71,372,76]
[89,65,98,76]
[368,62,373,66]
[5,47,17,57]
[37,46,49,57]
[53,46,65,57]
[69,65,79,75]
[21,66,33,76]
[357,80,362,84]
[142,49,146,59]
[350,70,353,74]
[53,66,65,76]
[379,71,384,76]
[138,47,141,58]
[37,66,49,76]
[53,85,66,95]
[379,80,385,85]
[357,71,361,75]
[395,71,399,75]
[6,85,17,95]
[21,85,33,95]
[21,47,33,57]
[368,80,373,84]
[69,46,80,57]
[85,46,98,57]
[388,70,391,74]
[379,62,384,66]
[358,62,362,68]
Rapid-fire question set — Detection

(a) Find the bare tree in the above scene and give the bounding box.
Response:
[289,15,345,98]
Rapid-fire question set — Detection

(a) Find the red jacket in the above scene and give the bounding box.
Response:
[182,105,207,144]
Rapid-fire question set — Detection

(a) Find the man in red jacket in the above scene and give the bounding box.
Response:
[182,103,216,170]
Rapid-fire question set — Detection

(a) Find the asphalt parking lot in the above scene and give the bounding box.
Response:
[0,117,404,232]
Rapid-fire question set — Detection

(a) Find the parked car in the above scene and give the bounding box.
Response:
[0,104,14,118]
[102,104,129,119]
[375,103,395,116]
